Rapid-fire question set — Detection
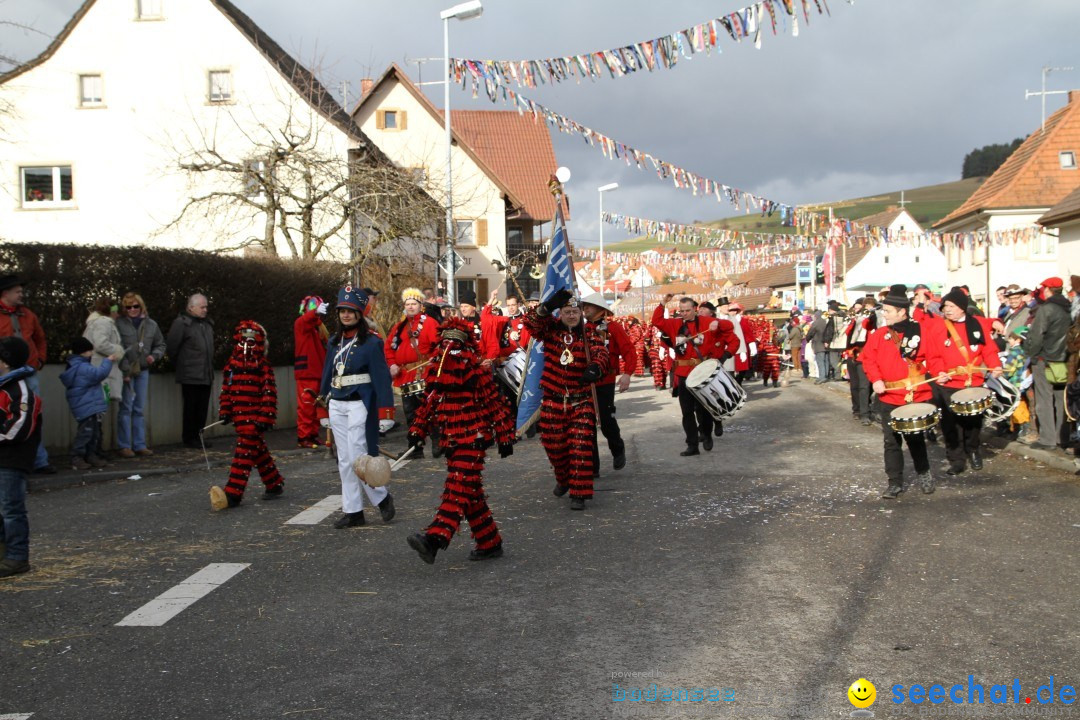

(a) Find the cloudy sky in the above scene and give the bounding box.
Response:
[3,0,1079,246]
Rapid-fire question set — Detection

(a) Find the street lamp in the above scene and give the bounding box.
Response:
[598,182,618,299]
[441,0,483,306]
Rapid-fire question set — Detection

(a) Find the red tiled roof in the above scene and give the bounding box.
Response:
[937,91,1080,228]
[447,110,559,222]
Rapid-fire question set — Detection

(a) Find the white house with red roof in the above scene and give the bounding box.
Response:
[934,91,1080,308]
[353,64,561,302]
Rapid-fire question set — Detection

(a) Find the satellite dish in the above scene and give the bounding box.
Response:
[554,166,571,183]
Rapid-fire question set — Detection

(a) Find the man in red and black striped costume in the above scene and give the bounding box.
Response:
[523,291,609,510]
[210,321,284,510]
[405,317,516,564]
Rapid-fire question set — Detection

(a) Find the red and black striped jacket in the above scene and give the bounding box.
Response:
[523,310,610,398]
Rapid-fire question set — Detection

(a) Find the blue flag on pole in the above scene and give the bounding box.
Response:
[516,200,575,433]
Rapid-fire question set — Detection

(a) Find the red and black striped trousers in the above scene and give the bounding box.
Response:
[223,428,284,501]
[648,346,667,389]
[539,396,597,499]
[426,445,501,550]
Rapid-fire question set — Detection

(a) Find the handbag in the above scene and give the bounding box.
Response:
[1045,361,1068,385]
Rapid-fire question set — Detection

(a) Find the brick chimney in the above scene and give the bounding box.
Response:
[360,78,373,98]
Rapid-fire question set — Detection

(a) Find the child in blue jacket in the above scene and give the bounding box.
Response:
[60,337,120,470]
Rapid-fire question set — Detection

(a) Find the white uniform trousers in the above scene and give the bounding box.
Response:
[329,398,388,513]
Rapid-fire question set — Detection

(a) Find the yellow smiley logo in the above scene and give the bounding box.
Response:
[848,678,876,708]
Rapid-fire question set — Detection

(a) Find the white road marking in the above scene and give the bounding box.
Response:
[116,563,250,627]
[284,495,343,525]
[0,713,35,719]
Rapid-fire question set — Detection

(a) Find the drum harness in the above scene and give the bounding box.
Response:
[881,324,930,403]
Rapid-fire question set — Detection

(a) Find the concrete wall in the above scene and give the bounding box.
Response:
[38,364,298,455]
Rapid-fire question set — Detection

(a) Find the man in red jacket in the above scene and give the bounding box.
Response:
[652,295,739,456]
[294,295,330,448]
[860,284,934,498]
[0,275,53,474]
[581,293,635,471]
[385,288,441,457]
[924,287,1003,476]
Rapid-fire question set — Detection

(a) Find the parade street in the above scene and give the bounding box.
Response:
[3,379,1079,720]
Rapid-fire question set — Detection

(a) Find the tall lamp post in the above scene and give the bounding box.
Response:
[440,0,483,306]
[598,182,618,298]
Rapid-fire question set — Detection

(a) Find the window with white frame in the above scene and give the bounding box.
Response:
[1060,151,1077,170]
[208,70,232,102]
[137,0,163,19]
[244,158,267,198]
[454,219,475,246]
[1030,232,1058,259]
[21,166,74,207]
[79,74,103,106]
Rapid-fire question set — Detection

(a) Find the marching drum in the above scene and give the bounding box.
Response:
[685,359,746,422]
[401,379,426,397]
[982,375,1021,424]
[948,387,994,416]
[496,349,528,398]
[888,403,940,434]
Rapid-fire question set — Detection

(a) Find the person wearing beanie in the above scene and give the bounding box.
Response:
[60,337,122,471]
[319,286,396,529]
[1021,276,1070,448]
[860,284,935,497]
[923,287,1004,476]
[385,287,441,458]
[0,336,42,578]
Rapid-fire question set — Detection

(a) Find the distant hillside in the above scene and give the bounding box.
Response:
[601,177,985,255]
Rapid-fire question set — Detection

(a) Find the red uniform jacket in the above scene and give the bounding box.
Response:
[732,315,756,372]
[0,302,47,370]
[923,316,1001,389]
[859,323,931,406]
[588,317,636,385]
[482,311,531,360]
[651,304,737,381]
[384,313,440,388]
[293,309,328,381]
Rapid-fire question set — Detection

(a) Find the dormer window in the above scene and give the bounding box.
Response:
[1060,151,1077,170]
[137,0,163,19]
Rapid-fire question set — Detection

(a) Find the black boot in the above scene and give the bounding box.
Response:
[881,483,904,500]
[333,511,365,528]
[569,497,586,511]
[702,434,713,452]
[378,493,396,522]
[553,482,569,497]
[714,420,724,437]
[612,453,626,470]
[918,471,935,494]
[680,446,700,457]
[469,544,504,561]
[407,533,439,564]
[262,484,284,500]
[968,451,983,470]
[945,462,965,476]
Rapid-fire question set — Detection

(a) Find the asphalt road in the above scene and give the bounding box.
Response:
[3,377,1078,719]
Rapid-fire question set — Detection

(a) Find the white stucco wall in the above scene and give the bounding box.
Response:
[0,0,355,259]
[944,211,1058,312]
[844,245,947,297]
[354,76,506,297]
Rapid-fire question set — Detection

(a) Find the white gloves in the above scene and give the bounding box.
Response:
[749,342,758,356]
[379,418,396,433]
[319,418,330,428]
[316,302,329,315]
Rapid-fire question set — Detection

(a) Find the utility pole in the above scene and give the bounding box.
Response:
[1026,65,1073,134]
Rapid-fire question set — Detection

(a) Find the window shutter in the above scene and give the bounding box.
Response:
[476,218,488,247]
[376,110,385,130]
[399,110,407,130]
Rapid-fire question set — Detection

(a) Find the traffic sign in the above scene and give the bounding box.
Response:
[439,248,464,276]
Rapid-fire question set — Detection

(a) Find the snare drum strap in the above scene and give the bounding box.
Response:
[944,320,977,386]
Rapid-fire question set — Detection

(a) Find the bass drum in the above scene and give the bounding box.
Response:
[496,349,528,399]
[685,358,746,422]
[982,375,1021,424]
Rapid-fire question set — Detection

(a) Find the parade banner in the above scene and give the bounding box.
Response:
[450,0,843,99]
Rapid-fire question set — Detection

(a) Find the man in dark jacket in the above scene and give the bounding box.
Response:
[0,275,53,474]
[1023,277,1071,449]
[166,294,215,448]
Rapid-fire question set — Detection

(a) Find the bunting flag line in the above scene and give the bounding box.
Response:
[451,0,848,98]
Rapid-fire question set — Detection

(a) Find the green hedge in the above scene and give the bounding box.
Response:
[0,243,348,368]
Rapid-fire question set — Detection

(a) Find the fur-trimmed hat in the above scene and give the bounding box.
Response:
[400,287,425,304]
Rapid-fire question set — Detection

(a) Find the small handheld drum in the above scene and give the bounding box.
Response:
[888,402,940,434]
[685,358,746,422]
[496,349,528,397]
[401,379,426,397]
[948,387,993,416]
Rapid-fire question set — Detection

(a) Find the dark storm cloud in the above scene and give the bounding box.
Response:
[4,1,1079,246]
